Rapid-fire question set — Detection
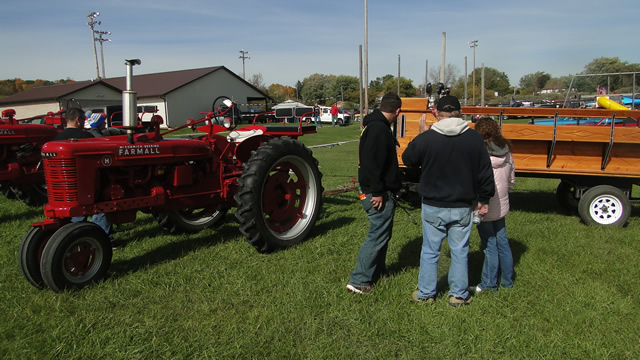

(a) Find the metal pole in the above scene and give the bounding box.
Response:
[440,32,446,84]
[481,63,485,107]
[95,31,110,78]
[469,40,478,104]
[359,44,363,124]
[464,56,468,105]
[87,12,101,79]
[397,54,401,95]
[364,0,369,116]
[425,59,428,98]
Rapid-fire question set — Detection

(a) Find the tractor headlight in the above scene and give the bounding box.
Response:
[222,117,232,128]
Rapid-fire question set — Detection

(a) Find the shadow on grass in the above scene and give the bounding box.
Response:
[509,190,560,214]
[0,205,42,223]
[468,237,528,287]
[322,193,358,206]
[109,222,239,279]
[389,233,528,293]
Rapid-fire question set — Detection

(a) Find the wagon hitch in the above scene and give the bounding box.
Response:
[322,178,417,225]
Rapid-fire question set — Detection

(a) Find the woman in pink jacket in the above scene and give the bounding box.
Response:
[472,118,516,292]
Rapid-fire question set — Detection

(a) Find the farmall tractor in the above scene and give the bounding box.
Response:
[19,59,323,292]
[0,108,65,205]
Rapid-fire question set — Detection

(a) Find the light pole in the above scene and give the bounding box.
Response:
[468,40,478,104]
[239,49,250,79]
[95,30,111,78]
[87,12,101,79]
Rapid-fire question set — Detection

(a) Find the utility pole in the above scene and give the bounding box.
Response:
[397,54,401,95]
[468,40,478,104]
[95,30,111,78]
[363,0,369,115]
[239,49,250,79]
[424,59,428,98]
[87,12,101,79]
[440,32,446,84]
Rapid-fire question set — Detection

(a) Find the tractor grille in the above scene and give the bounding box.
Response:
[45,158,79,202]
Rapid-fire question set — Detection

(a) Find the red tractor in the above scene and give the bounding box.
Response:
[0,108,65,205]
[18,59,324,292]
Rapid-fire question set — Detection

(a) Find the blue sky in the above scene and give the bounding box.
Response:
[1,0,639,88]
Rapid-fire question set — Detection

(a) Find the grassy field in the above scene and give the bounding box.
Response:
[1,123,639,359]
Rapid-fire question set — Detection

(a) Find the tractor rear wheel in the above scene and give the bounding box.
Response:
[40,222,112,292]
[235,138,323,253]
[18,227,54,289]
[154,207,227,233]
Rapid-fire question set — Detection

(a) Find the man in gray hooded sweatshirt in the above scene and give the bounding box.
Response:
[402,95,494,306]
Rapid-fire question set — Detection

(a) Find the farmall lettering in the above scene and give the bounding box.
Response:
[0,128,16,135]
[118,144,161,156]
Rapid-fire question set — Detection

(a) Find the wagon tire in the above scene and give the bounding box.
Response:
[578,185,631,227]
[154,207,227,234]
[556,181,579,213]
[234,138,323,253]
[40,222,112,293]
[18,227,54,289]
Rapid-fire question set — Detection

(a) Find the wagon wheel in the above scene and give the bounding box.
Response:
[235,137,323,253]
[555,181,578,213]
[40,222,112,292]
[154,206,227,233]
[577,185,631,227]
[18,227,54,289]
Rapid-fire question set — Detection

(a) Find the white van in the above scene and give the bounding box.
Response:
[304,106,351,126]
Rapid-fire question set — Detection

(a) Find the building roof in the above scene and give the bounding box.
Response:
[0,66,269,105]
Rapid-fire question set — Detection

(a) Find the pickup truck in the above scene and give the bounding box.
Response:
[303,106,351,126]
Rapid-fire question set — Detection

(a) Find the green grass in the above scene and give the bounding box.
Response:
[1,123,639,359]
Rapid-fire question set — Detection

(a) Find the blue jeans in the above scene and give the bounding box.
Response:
[72,213,114,242]
[416,204,473,299]
[476,218,514,289]
[314,115,321,128]
[349,191,396,286]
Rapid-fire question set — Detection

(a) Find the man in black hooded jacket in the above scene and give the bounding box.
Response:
[346,93,402,294]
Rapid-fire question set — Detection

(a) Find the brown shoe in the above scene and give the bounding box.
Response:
[412,290,435,304]
[448,295,473,307]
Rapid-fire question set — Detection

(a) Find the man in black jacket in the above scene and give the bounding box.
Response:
[346,93,402,294]
[402,95,494,306]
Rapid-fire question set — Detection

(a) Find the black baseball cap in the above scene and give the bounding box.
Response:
[436,95,461,112]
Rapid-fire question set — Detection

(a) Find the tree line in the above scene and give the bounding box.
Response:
[250,57,640,108]
[0,78,76,98]
[3,57,638,109]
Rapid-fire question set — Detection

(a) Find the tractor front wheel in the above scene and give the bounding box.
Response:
[154,207,227,233]
[40,222,112,292]
[235,138,323,253]
[18,227,54,289]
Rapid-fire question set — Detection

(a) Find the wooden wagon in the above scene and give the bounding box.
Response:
[396,97,640,227]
